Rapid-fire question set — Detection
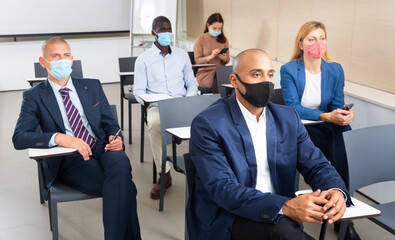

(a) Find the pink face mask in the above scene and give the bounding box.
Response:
[306,42,327,59]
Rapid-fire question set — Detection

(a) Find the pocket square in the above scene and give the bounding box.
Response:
[92,101,100,107]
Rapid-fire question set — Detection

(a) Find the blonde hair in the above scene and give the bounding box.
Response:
[290,21,332,62]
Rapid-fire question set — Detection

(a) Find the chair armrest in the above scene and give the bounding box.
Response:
[29,147,77,193]
[29,147,77,159]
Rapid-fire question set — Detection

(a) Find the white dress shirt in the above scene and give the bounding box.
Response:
[48,77,97,146]
[236,98,275,194]
[301,70,321,110]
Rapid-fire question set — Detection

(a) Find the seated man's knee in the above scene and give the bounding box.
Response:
[105,151,132,172]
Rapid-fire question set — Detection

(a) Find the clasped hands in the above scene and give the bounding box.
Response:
[282,189,346,224]
[54,134,122,160]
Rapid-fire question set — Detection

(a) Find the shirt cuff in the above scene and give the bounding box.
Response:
[48,133,59,147]
[329,188,347,202]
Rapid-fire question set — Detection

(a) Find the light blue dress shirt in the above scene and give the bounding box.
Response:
[134,44,198,105]
[48,77,98,146]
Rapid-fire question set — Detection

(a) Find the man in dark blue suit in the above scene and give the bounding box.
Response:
[12,37,141,240]
[187,49,352,240]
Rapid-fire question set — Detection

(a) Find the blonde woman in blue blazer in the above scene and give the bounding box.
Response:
[281,21,359,239]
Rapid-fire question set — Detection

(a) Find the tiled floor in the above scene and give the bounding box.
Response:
[0,83,393,240]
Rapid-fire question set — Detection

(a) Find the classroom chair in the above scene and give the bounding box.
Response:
[271,88,285,105]
[31,77,118,239]
[215,65,233,97]
[340,124,395,238]
[157,94,221,211]
[34,60,83,78]
[118,57,145,149]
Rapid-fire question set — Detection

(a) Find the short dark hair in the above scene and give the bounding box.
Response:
[152,16,171,31]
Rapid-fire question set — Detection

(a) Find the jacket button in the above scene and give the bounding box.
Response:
[261,213,270,219]
[226,227,230,233]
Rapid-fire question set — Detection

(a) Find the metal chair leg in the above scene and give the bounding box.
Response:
[50,201,59,240]
[120,85,124,130]
[128,100,132,144]
[37,162,45,204]
[153,160,157,184]
[159,157,167,212]
[140,105,145,163]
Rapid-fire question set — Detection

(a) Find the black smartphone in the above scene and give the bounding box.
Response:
[219,48,229,54]
[341,103,354,110]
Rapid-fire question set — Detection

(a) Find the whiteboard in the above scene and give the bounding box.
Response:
[132,0,177,34]
[0,0,130,35]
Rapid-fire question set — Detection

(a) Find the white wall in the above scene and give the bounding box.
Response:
[0,37,131,91]
[345,95,395,130]
[0,0,130,35]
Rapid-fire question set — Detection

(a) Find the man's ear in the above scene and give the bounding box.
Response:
[151,29,157,37]
[38,56,47,69]
[230,74,238,89]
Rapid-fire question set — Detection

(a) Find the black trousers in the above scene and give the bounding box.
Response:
[231,216,315,240]
[59,144,141,240]
[305,122,351,190]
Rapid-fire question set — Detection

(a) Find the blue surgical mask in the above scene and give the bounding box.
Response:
[44,58,73,80]
[209,29,222,37]
[154,31,173,46]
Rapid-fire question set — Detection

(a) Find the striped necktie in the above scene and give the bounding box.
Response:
[59,88,98,149]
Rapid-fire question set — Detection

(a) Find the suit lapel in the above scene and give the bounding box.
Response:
[73,79,97,135]
[40,80,65,132]
[320,60,329,111]
[297,60,306,98]
[265,104,278,192]
[228,95,258,187]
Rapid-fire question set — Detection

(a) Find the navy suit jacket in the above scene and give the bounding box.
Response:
[280,59,345,120]
[187,94,351,240]
[12,78,120,189]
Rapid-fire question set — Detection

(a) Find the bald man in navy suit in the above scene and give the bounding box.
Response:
[187,49,352,240]
[12,37,141,240]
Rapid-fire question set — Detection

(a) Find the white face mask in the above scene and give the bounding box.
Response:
[44,58,73,80]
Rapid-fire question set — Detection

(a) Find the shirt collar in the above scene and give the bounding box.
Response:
[48,77,76,93]
[236,96,265,123]
[151,42,173,56]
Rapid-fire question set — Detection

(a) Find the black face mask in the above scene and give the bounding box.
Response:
[235,74,275,108]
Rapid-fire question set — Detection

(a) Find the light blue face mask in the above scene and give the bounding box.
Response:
[154,31,173,46]
[209,29,222,37]
[44,58,73,80]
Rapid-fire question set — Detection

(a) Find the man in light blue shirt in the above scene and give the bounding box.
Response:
[134,16,198,199]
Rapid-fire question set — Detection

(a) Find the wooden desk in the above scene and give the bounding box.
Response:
[165,127,191,173]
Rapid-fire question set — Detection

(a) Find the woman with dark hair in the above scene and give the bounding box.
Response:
[193,13,230,93]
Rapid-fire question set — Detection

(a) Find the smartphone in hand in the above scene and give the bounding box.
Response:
[341,103,354,110]
[219,48,229,54]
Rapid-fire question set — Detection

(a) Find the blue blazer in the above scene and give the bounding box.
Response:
[186,94,351,240]
[12,78,120,190]
[280,59,345,120]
